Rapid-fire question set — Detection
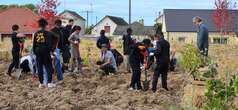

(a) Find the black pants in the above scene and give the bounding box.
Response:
[100,64,115,75]
[36,54,53,84]
[152,64,169,92]
[8,50,20,75]
[62,45,71,64]
[129,61,142,90]
[97,61,116,75]
[20,60,30,73]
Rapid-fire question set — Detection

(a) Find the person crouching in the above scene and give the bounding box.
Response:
[96,44,117,76]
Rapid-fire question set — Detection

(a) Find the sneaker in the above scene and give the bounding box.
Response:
[47,83,56,88]
[128,87,135,91]
[39,84,46,88]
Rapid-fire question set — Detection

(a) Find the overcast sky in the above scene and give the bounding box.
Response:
[1,0,236,25]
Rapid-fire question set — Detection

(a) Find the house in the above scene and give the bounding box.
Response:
[0,7,40,42]
[113,21,156,40]
[92,15,128,36]
[59,10,86,35]
[155,9,238,44]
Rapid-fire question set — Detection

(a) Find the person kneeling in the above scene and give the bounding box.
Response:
[96,44,117,75]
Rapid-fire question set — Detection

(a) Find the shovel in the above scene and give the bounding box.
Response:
[142,68,150,91]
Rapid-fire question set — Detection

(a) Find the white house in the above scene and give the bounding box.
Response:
[155,9,238,44]
[92,15,128,37]
[59,10,86,35]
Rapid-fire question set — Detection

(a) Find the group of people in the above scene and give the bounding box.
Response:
[5,15,208,93]
[6,18,83,88]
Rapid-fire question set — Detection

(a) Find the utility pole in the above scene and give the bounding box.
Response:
[129,0,132,27]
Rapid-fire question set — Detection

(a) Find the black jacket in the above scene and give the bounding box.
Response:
[129,43,145,69]
[96,35,110,49]
[11,32,20,52]
[50,27,64,49]
[123,34,134,55]
[155,38,170,65]
[33,29,52,56]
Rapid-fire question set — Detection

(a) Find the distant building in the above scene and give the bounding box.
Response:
[155,9,238,44]
[59,10,86,35]
[0,7,40,42]
[113,21,156,40]
[92,15,128,36]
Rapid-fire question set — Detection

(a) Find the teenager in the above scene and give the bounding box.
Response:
[122,28,135,73]
[68,26,82,73]
[96,44,117,75]
[152,32,170,92]
[33,18,55,88]
[7,25,23,78]
[96,30,110,49]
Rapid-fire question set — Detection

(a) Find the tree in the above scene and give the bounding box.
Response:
[213,0,236,44]
[36,0,60,28]
[154,23,162,33]
[0,4,36,11]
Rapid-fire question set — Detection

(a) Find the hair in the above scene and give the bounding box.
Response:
[100,30,105,35]
[155,31,164,39]
[55,19,62,26]
[127,28,133,33]
[12,24,19,31]
[142,39,152,46]
[38,18,48,28]
[73,25,81,31]
[193,16,202,23]
[69,19,74,23]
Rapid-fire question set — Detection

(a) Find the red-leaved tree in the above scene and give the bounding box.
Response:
[36,0,60,29]
[213,0,237,43]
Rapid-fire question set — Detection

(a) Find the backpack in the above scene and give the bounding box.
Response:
[111,49,123,67]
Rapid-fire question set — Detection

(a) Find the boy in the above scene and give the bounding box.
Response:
[96,44,117,75]
[7,25,22,78]
[68,26,82,73]
[33,18,55,88]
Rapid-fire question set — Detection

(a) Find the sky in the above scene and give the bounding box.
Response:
[0,0,236,26]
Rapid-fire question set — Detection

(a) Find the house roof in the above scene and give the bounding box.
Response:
[113,22,155,36]
[59,10,86,21]
[106,16,128,25]
[163,9,238,32]
[0,7,40,34]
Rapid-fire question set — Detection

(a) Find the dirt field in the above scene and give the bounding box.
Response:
[0,40,238,110]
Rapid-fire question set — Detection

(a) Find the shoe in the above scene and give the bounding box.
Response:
[128,87,135,91]
[47,83,56,88]
[163,87,169,91]
[39,84,46,88]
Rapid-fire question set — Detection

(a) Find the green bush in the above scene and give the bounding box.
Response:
[203,76,238,110]
[180,44,202,75]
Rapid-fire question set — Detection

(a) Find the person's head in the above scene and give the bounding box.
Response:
[127,28,133,35]
[73,25,81,34]
[100,30,105,36]
[193,16,202,26]
[101,44,108,52]
[154,32,164,40]
[68,19,74,25]
[38,18,48,29]
[12,24,19,31]
[142,39,152,48]
[55,19,62,28]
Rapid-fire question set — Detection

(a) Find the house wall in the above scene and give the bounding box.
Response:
[92,17,117,37]
[60,12,86,35]
[165,32,238,45]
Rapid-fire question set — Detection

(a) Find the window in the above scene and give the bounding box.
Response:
[104,26,111,33]
[178,37,186,43]
[213,37,228,44]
